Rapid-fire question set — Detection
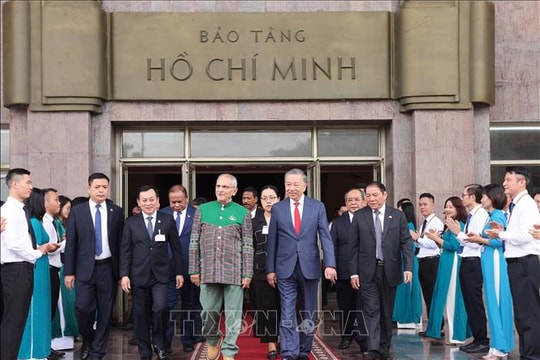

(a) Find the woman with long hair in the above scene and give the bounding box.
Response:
[425,196,470,344]
[392,199,422,328]
[466,184,514,359]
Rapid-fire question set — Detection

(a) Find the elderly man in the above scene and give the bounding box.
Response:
[189,174,253,360]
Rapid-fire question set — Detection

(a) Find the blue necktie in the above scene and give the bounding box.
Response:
[147,216,154,239]
[176,211,182,234]
[95,204,102,256]
[509,202,515,214]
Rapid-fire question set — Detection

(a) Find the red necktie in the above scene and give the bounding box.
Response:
[294,202,301,235]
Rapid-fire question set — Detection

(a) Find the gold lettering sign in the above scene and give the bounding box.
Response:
[111,12,391,100]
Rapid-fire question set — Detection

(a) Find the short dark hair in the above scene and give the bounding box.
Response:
[365,181,386,193]
[192,197,207,206]
[137,185,159,199]
[464,184,483,203]
[482,184,507,210]
[505,166,531,184]
[24,187,46,220]
[88,172,110,185]
[168,184,188,197]
[243,187,258,198]
[344,186,365,201]
[419,193,435,202]
[6,168,30,187]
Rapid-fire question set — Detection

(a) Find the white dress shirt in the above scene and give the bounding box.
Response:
[456,204,489,257]
[43,213,65,268]
[499,190,540,258]
[90,199,112,260]
[417,213,444,258]
[0,197,43,264]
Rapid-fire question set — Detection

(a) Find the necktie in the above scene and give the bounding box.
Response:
[294,202,301,235]
[374,210,383,260]
[95,204,102,256]
[420,219,427,237]
[509,202,515,214]
[176,211,182,234]
[147,216,154,239]
[23,205,37,249]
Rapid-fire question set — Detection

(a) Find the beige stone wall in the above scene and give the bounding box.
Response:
[1,0,537,206]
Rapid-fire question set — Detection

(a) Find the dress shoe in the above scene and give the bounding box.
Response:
[458,342,475,351]
[417,331,427,337]
[338,338,353,349]
[363,350,381,360]
[267,350,277,360]
[51,349,66,357]
[183,344,194,353]
[206,338,222,360]
[153,346,169,360]
[80,340,91,360]
[462,343,490,353]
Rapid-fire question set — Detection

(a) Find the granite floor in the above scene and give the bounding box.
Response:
[59,290,521,360]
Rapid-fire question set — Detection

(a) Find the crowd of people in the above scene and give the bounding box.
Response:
[1,166,540,360]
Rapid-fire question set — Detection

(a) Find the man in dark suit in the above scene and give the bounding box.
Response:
[349,182,413,360]
[266,168,337,360]
[64,173,124,360]
[120,185,184,360]
[330,186,368,352]
[160,184,202,354]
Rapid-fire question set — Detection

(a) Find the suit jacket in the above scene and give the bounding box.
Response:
[267,196,336,280]
[330,211,353,280]
[119,212,183,286]
[348,205,413,287]
[160,205,196,278]
[64,199,124,281]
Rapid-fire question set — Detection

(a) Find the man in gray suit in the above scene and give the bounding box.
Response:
[349,182,413,360]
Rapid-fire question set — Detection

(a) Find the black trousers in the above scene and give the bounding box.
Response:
[133,279,169,358]
[361,265,397,354]
[50,266,61,320]
[0,262,34,360]
[75,259,116,358]
[336,279,359,340]
[507,254,540,359]
[418,256,439,320]
[459,257,488,345]
[253,279,280,343]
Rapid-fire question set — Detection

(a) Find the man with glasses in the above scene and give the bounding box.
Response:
[446,184,490,354]
[485,167,540,359]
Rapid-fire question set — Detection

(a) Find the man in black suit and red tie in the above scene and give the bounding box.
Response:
[348,182,413,360]
[64,173,124,360]
[120,185,184,360]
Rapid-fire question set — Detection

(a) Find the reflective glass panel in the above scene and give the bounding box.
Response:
[317,129,379,156]
[1,129,9,164]
[191,130,311,157]
[490,127,540,160]
[122,131,184,158]
[0,170,7,202]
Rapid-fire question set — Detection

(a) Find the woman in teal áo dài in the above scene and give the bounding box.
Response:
[393,199,423,328]
[425,196,471,344]
[465,184,514,360]
[18,188,52,360]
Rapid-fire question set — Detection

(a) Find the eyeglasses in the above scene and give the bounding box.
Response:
[261,196,278,201]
